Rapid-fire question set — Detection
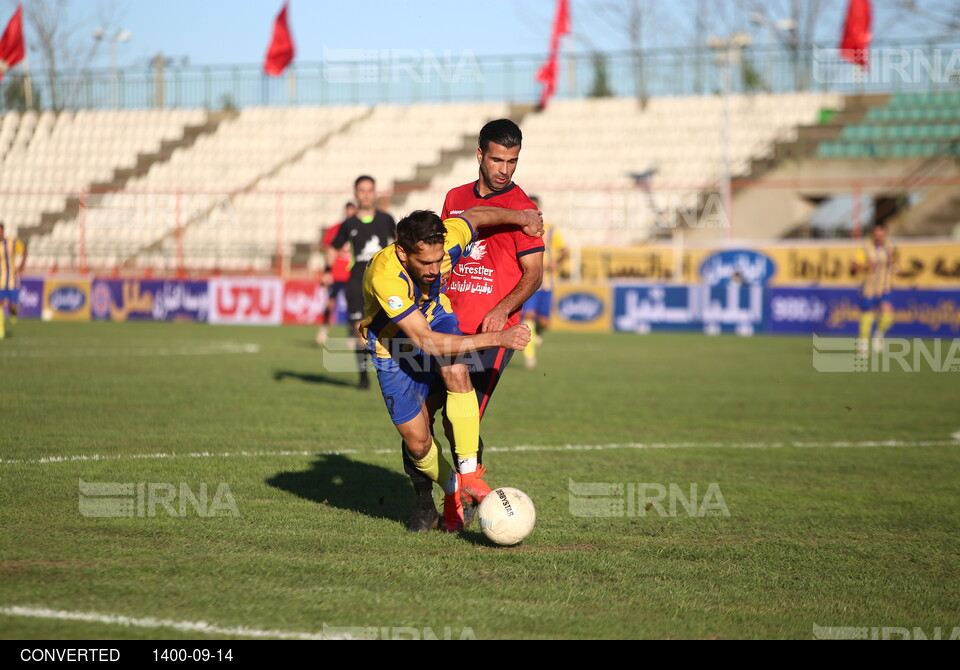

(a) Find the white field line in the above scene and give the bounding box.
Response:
[1,439,957,466]
[0,606,351,640]
[0,342,260,358]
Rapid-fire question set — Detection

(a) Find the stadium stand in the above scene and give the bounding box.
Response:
[816,91,960,159]
[7,88,958,274]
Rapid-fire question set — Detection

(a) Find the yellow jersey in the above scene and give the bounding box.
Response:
[360,217,474,359]
[856,240,897,299]
[0,237,26,291]
[541,223,567,291]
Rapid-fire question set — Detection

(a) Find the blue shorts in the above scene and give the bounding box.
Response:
[371,308,463,426]
[523,289,552,319]
[859,292,891,311]
[0,289,19,303]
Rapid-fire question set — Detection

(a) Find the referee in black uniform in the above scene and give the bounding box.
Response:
[325,175,396,389]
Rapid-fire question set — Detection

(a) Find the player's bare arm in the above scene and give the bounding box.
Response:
[394,306,530,359]
[322,244,345,286]
[460,206,543,236]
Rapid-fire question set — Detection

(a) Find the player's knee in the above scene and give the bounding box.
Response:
[404,435,432,460]
[439,363,472,394]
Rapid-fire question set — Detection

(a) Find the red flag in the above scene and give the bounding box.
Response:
[264,2,295,76]
[536,0,571,109]
[840,0,871,70]
[0,4,26,82]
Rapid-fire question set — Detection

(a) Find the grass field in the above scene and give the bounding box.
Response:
[1,321,959,640]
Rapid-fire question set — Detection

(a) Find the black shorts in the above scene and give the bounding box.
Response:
[468,346,515,419]
[345,272,365,323]
[328,281,347,300]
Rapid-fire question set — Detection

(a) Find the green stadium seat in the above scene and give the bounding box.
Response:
[890,143,909,158]
[817,141,837,158]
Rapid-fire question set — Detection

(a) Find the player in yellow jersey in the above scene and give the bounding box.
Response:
[0,223,27,339]
[521,196,568,370]
[360,206,542,532]
[852,222,898,356]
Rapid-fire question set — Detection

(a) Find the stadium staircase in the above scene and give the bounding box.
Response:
[18,111,237,246]
[760,91,960,238]
[389,103,538,211]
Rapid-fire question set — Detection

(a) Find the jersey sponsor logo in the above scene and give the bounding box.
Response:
[557,293,603,322]
[446,279,493,296]
[448,209,466,216]
[387,296,403,311]
[463,238,487,261]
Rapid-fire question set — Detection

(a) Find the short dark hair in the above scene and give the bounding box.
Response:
[529,195,541,207]
[396,210,446,253]
[354,175,375,189]
[478,119,522,153]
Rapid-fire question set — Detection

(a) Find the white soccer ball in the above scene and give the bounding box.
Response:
[477,487,536,546]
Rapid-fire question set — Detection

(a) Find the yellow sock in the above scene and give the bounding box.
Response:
[446,390,480,473]
[877,312,893,337]
[858,312,875,340]
[410,440,456,494]
[522,318,537,363]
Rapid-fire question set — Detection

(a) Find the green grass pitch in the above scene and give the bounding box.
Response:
[1,321,958,639]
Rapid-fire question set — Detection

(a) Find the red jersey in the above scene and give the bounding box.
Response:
[322,223,352,283]
[442,181,544,335]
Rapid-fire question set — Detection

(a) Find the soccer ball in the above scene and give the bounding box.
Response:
[477,487,536,546]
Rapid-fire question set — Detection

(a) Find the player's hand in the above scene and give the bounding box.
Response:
[519,209,544,238]
[499,324,531,351]
[480,305,510,334]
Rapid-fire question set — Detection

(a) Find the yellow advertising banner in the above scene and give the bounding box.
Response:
[42,278,92,322]
[550,284,613,333]
[580,241,960,287]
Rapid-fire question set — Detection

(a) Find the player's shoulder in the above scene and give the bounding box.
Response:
[446,181,477,198]
[368,243,400,276]
[508,182,534,203]
[442,214,472,237]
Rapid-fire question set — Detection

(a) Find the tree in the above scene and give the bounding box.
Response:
[588,51,614,97]
[8,0,121,109]
[2,72,40,110]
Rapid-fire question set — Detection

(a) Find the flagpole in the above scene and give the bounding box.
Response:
[23,54,33,109]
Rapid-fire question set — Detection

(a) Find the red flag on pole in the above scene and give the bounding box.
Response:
[0,4,26,82]
[840,0,872,70]
[535,0,571,110]
[264,2,295,77]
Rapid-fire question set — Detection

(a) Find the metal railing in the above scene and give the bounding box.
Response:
[3,40,957,111]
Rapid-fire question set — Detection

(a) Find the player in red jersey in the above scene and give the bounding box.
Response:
[316,202,356,346]
[402,119,545,526]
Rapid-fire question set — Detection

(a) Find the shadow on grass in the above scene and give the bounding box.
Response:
[272,370,355,387]
[266,453,412,526]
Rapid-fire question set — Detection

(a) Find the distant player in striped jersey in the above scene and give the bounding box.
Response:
[0,222,27,340]
[521,195,568,370]
[852,223,899,355]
